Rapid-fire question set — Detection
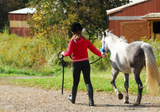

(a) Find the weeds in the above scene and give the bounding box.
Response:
[0,28,111,76]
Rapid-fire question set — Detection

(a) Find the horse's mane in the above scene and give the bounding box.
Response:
[106,31,127,43]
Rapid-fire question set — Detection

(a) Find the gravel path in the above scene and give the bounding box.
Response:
[0,84,160,112]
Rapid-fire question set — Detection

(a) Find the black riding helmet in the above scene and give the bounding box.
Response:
[71,22,82,32]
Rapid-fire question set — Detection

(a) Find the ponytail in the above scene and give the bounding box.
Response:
[70,33,87,41]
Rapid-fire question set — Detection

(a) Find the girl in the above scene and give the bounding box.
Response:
[61,22,105,106]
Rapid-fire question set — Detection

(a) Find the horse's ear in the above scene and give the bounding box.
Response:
[104,31,106,37]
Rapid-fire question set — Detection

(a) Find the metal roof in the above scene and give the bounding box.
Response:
[9,7,36,14]
[107,0,148,15]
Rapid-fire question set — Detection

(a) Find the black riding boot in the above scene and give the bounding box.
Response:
[87,84,94,106]
[68,86,77,104]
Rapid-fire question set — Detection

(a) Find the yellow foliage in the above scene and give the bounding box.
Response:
[0,34,48,69]
[0,26,70,70]
[33,13,43,21]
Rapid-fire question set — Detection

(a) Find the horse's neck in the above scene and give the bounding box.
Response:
[108,37,119,49]
[108,37,128,54]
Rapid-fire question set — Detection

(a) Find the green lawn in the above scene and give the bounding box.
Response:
[2,68,147,95]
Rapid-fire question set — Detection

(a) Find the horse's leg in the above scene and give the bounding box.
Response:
[124,73,129,104]
[133,73,143,106]
[111,68,123,100]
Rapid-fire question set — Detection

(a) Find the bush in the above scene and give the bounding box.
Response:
[0,28,71,75]
[1,30,159,76]
[88,39,111,71]
[141,34,160,67]
[0,30,111,75]
[0,33,44,68]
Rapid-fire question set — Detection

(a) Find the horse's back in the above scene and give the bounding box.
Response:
[127,41,146,71]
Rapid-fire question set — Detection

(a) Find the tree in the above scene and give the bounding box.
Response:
[27,0,130,41]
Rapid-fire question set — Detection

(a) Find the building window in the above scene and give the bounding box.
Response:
[153,21,160,34]
[153,21,160,39]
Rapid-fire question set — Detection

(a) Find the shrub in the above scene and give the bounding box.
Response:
[141,34,160,67]
[0,33,46,69]
[88,39,111,71]
[0,28,69,74]
[1,30,159,76]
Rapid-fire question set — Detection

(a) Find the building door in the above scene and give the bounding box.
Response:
[121,21,148,43]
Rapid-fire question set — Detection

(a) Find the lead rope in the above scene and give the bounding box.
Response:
[68,54,102,65]
[58,52,65,94]
[89,57,102,64]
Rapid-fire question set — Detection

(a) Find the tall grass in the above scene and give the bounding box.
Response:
[0,30,160,76]
[0,28,111,76]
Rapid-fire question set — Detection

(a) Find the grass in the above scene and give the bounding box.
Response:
[0,64,63,76]
[7,67,147,95]
[0,74,27,78]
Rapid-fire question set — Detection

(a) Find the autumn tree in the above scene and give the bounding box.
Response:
[27,0,130,41]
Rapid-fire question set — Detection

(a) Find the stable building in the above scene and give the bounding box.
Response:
[107,0,160,42]
[8,8,36,37]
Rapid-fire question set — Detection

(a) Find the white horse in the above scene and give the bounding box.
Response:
[101,30,160,106]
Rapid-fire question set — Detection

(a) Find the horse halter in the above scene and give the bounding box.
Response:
[101,40,110,56]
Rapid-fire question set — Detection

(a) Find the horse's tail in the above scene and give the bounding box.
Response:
[141,43,160,96]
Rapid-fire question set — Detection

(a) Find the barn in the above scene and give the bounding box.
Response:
[107,0,160,42]
[8,8,36,37]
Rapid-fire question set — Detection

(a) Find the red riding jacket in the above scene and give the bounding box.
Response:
[63,37,102,63]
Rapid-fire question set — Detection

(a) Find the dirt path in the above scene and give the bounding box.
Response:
[0,84,160,112]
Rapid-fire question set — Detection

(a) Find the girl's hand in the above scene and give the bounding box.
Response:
[101,54,105,58]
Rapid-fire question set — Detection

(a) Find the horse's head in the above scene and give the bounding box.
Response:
[101,30,110,56]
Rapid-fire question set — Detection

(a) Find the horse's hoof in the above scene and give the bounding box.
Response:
[118,93,123,100]
[133,101,140,106]
[124,100,129,104]
[124,98,129,104]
